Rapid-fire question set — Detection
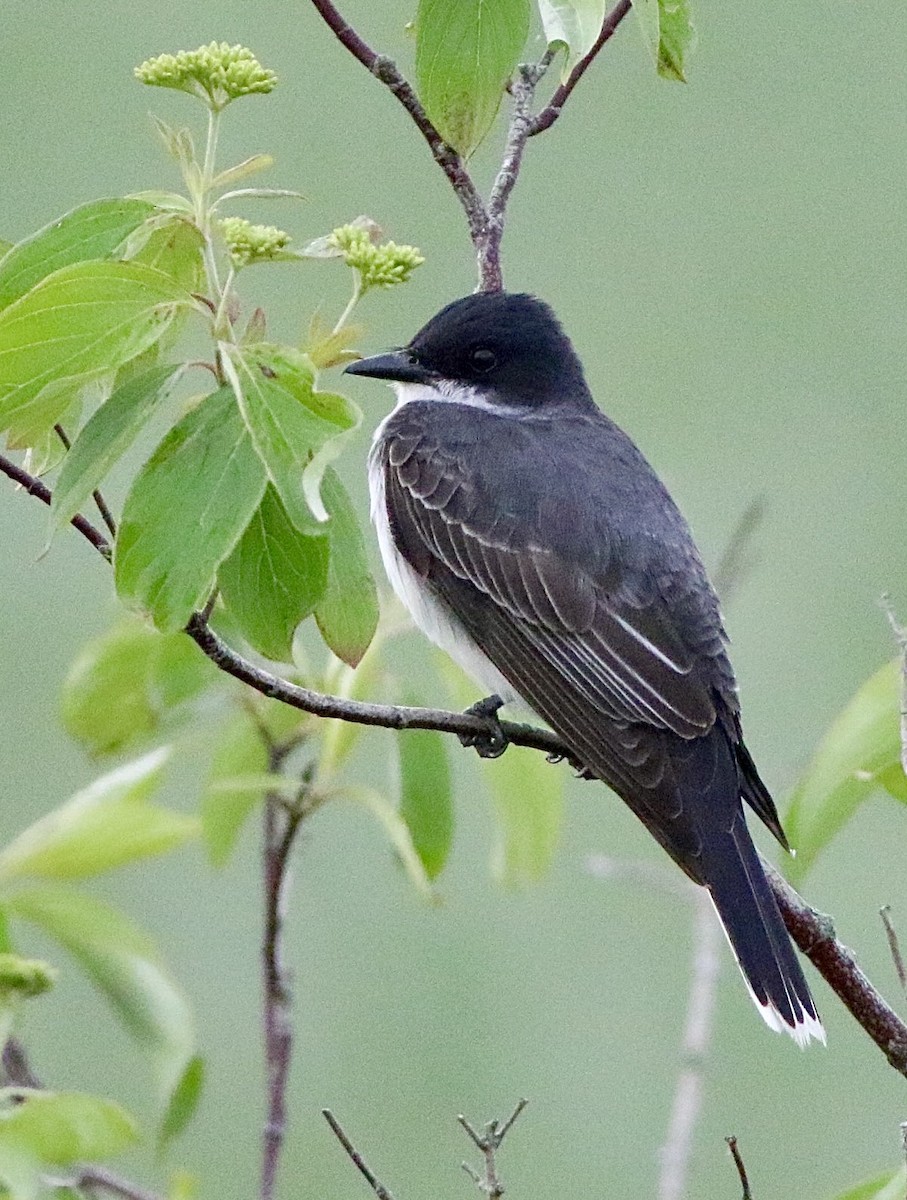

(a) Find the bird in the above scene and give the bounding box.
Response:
[345,291,824,1046]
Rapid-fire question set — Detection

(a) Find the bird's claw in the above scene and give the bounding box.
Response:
[459,694,509,760]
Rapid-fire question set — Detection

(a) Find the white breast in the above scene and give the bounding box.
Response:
[368,401,518,704]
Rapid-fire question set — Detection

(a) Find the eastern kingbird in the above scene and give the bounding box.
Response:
[346,292,823,1045]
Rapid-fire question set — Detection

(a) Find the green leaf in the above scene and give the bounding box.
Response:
[158,1054,204,1149]
[115,386,268,632]
[200,714,269,868]
[784,659,907,883]
[538,0,606,76]
[345,786,438,901]
[0,1094,136,1185]
[314,469,379,667]
[0,749,197,882]
[398,730,453,879]
[0,260,194,447]
[440,659,563,884]
[218,485,329,661]
[51,364,182,531]
[416,0,531,155]
[657,0,694,80]
[0,1092,137,1166]
[633,0,694,81]
[224,343,359,533]
[125,215,206,294]
[61,619,215,757]
[8,885,194,1095]
[0,198,155,310]
[832,1168,907,1200]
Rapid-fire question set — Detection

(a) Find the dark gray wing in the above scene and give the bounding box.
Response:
[379,404,765,874]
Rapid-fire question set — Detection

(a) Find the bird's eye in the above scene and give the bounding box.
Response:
[470,347,497,373]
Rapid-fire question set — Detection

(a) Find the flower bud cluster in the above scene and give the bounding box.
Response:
[327,225,425,292]
[135,43,277,109]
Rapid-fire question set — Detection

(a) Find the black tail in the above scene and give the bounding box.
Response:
[704,814,824,1046]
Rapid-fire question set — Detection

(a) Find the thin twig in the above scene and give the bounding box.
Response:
[0,452,111,560]
[185,612,570,760]
[881,906,907,997]
[306,0,487,240]
[529,0,634,136]
[261,749,307,1200]
[69,1166,166,1200]
[458,1100,528,1200]
[54,423,118,538]
[5,457,907,1079]
[322,1109,397,1200]
[725,1136,753,1200]
[479,62,551,291]
[658,890,722,1200]
[765,861,907,1076]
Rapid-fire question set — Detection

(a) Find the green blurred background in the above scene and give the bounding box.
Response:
[2,0,907,1196]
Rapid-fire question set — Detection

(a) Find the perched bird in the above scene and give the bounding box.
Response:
[345,292,823,1045]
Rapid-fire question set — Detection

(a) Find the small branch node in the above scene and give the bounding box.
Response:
[725,1136,753,1200]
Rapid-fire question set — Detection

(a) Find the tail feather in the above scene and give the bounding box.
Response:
[704,816,825,1047]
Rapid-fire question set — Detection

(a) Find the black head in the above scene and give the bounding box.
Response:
[345,292,593,410]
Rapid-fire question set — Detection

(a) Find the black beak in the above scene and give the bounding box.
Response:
[344,349,433,384]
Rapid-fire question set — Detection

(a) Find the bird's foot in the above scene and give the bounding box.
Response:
[459,694,508,760]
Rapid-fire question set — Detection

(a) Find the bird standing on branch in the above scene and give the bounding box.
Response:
[346,292,823,1046]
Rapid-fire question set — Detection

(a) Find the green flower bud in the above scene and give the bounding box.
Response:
[135,43,277,110]
[218,217,292,268]
[0,955,56,1001]
[327,225,425,293]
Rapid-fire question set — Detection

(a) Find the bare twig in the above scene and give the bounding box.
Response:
[306,0,486,242]
[765,862,907,1076]
[658,890,722,1200]
[261,744,309,1200]
[5,457,907,1079]
[69,1166,166,1200]
[0,452,111,560]
[479,62,551,291]
[881,906,907,998]
[306,0,629,291]
[529,0,634,136]
[54,423,118,538]
[322,1109,397,1200]
[458,1100,528,1200]
[725,1136,753,1200]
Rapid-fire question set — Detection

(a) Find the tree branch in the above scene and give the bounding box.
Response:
[306,0,487,244]
[5,458,907,1080]
[70,1165,166,1200]
[766,863,907,1075]
[529,0,634,137]
[261,749,307,1200]
[479,61,552,291]
[305,0,629,291]
[0,452,111,560]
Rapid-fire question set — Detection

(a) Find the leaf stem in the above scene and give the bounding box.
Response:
[332,274,362,335]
